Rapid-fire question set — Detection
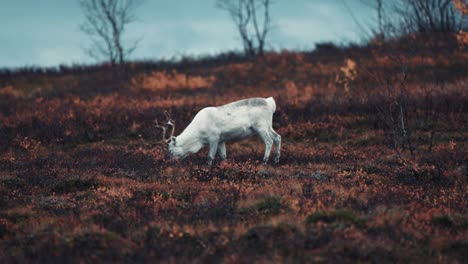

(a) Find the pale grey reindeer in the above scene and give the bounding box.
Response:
[156,97,281,165]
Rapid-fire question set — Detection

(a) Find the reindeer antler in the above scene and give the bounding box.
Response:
[155,120,168,142]
[164,111,175,138]
[155,111,175,144]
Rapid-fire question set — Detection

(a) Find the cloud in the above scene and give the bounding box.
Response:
[270,1,369,49]
[128,19,239,60]
[0,1,373,67]
[38,47,87,66]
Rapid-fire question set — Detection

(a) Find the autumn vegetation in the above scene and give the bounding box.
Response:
[0,32,467,262]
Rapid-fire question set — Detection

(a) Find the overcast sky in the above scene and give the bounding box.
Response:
[0,0,374,68]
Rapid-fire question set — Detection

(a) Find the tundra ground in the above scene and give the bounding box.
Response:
[0,40,467,262]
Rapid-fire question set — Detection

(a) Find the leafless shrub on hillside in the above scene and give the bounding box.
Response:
[216,0,274,58]
[374,66,418,158]
[355,0,466,43]
[355,54,448,181]
[362,60,459,184]
[79,0,144,66]
[393,0,462,34]
[359,0,389,41]
[453,0,468,48]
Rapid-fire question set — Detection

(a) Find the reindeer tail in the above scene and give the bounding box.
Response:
[266,97,276,112]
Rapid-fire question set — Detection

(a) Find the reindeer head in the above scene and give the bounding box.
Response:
[155,111,184,159]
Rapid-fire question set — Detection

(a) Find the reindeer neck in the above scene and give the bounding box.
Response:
[176,129,204,154]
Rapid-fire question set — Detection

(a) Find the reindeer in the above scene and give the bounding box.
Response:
[156,97,281,165]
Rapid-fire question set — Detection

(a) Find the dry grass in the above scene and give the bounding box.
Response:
[0,38,467,262]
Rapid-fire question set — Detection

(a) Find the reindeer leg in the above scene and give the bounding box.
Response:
[256,129,273,164]
[207,140,219,166]
[269,128,281,164]
[217,142,227,161]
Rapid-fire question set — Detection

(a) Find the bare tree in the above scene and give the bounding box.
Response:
[393,0,461,34]
[79,0,143,65]
[360,0,386,39]
[217,0,273,58]
[355,0,465,41]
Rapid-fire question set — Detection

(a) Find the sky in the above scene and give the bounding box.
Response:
[0,0,374,68]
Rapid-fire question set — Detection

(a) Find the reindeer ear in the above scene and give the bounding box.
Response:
[171,136,177,145]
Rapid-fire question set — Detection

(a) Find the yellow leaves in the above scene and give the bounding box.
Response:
[341,59,358,81]
[288,198,302,213]
[448,0,467,49]
[452,0,468,15]
[285,80,298,101]
[449,140,457,150]
[283,80,316,105]
[456,30,468,49]
[0,85,24,98]
[337,169,354,178]
[131,70,216,91]
[129,121,141,134]
[336,58,358,93]
[15,136,41,150]
[96,185,132,200]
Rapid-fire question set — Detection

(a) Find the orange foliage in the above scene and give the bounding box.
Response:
[131,70,215,91]
[0,85,24,98]
[456,30,468,49]
[0,41,467,262]
[453,0,468,15]
[335,58,358,93]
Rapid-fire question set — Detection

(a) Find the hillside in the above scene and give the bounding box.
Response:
[0,38,467,262]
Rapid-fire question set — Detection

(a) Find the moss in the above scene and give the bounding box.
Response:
[256,196,282,215]
[51,176,99,194]
[1,178,27,190]
[305,209,365,228]
[64,230,135,261]
[238,223,303,256]
[131,188,169,201]
[238,207,256,218]
[144,226,204,258]
[432,215,455,228]
[361,164,382,174]
[431,214,468,230]
[305,210,328,224]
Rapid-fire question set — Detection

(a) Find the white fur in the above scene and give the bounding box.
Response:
[168,97,281,165]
